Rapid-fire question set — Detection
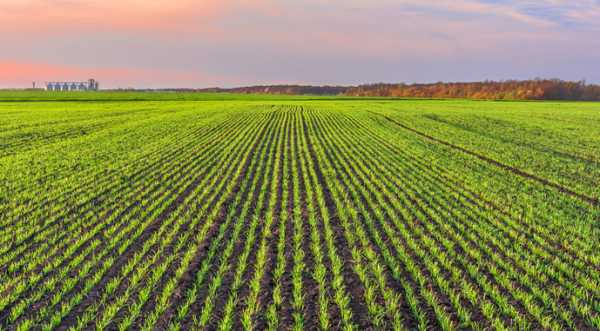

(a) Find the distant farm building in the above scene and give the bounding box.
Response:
[46,79,99,91]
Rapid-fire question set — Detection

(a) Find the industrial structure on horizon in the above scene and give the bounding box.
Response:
[46,79,99,91]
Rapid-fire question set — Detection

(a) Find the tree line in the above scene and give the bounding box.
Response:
[345,80,600,100]
[197,80,600,100]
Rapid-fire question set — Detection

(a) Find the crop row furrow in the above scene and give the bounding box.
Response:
[3,112,271,330]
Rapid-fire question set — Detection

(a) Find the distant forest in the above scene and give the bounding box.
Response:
[197,80,600,101]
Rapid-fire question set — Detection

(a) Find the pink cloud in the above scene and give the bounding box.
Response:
[0,60,238,88]
[0,1,229,35]
[1,1,598,86]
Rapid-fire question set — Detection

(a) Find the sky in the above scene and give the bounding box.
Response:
[1,0,600,88]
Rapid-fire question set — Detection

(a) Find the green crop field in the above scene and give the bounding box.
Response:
[0,92,599,331]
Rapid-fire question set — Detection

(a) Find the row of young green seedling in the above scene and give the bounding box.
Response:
[326,110,596,330]
[0,114,251,323]
[3,112,263,329]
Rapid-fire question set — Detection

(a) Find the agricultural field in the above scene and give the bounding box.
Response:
[0,93,599,331]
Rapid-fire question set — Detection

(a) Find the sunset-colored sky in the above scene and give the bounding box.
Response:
[1,0,599,88]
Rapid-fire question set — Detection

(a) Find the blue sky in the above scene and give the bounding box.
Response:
[1,0,599,88]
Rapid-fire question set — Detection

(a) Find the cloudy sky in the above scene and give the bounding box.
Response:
[1,0,599,88]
